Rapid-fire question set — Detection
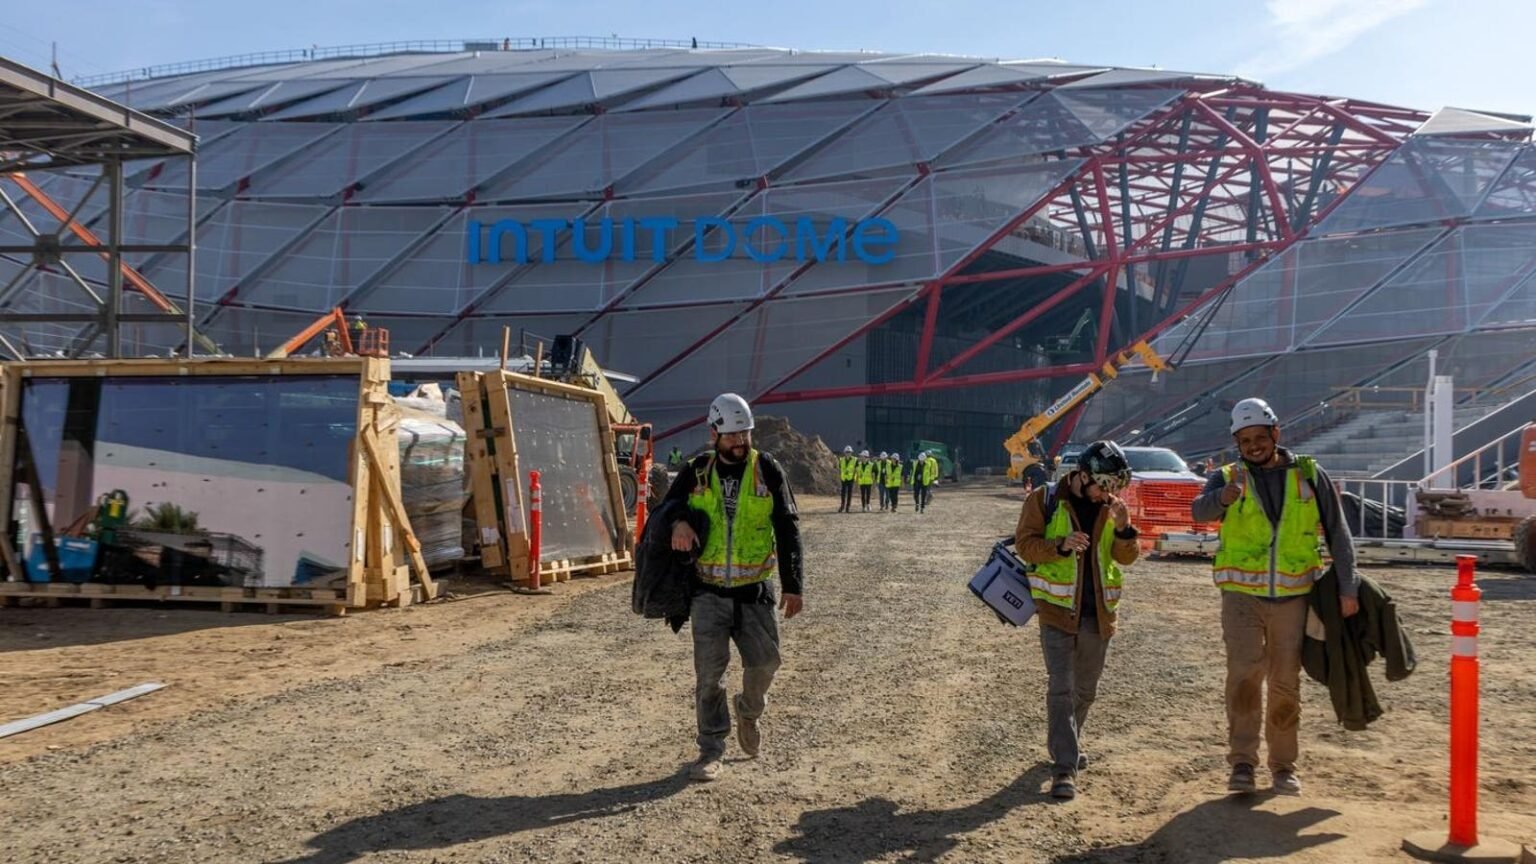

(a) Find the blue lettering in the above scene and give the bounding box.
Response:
[794,216,848,262]
[743,215,789,263]
[694,216,734,262]
[852,217,898,265]
[572,218,613,263]
[466,220,483,263]
[488,219,529,264]
[528,219,567,263]
[638,217,679,262]
[620,218,637,262]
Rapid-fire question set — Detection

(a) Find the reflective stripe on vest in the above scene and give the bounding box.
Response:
[689,451,777,588]
[1212,458,1323,597]
[1028,496,1124,614]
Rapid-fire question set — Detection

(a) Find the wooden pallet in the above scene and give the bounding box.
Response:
[0,580,352,615]
[535,550,632,583]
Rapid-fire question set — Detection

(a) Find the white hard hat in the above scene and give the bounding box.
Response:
[1230,397,1279,434]
[707,393,754,434]
[893,454,902,462]
[843,445,853,454]
[878,451,888,459]
[859,449,870,457]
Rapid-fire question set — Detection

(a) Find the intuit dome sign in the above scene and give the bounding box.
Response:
[466,216,900,265]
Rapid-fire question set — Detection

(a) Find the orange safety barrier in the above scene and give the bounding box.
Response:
[1122,480,1220,550]
[528,471,543,591]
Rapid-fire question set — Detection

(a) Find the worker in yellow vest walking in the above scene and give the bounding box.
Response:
[1191,397,1359,796]
[856,450,876,512]
[884,453,903,513]
[837,446,858,513]
[1015,440,1140,800]
[922,451,940,510]
[663,393,804,782]
[876,452,891,511]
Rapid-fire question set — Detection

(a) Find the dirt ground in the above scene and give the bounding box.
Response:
[2,478,1533,864]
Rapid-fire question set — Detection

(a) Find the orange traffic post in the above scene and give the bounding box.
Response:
[634,455,651,547]
[1403,555,1524,863]
[527,470,543,591]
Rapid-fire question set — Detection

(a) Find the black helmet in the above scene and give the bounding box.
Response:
[1078,440,1132,492]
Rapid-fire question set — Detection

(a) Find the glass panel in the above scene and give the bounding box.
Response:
[625,286,918,405]
[620,65,836,111]
[1155,229,1441,363]
[11,374,359,589]
[910,64,1066,96]
[363,71,575,120]
[235,206,452,310]
[427,313,596,357]
[784,93,1026,183]
[351,204,576,314]
[243,121,457,198]
[618,177,907,307]
[621,101,873,195]
[502,385,623,559]
[1308,223,1536,346]
[141,201,328,301]
[579,303,752,381]
[353,116,587,203]
[764,63,972,102]
[1314,138,1524,235]
[479,109,728,201]
[1471,145,1536,221]
[263,76,462,120]
[786,159,1083,295]
[1478,275,1536,329]
[195,79,354,117]
[199,305,347,356]
[475,190,744,314]
[145,123,342,191]
[485,68,696,116]
[940,89,1178,168]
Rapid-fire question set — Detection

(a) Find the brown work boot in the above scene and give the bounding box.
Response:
[1227,763,1257,793]
[1271,769,1301,795]
[734,695,760,757]
[1050,773,1077,800]
[689,756,722,782]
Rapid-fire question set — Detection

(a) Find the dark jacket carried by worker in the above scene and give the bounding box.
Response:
[1302,566,1416,730]
[632,498,708,632]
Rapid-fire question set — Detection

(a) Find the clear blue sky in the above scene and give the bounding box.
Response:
[2,0,1532,118]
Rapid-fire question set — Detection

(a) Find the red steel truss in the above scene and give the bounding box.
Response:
[652,87,1434,438]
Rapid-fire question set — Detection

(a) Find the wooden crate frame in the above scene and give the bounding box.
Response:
[0,357,436,612]
[459,370,632,584]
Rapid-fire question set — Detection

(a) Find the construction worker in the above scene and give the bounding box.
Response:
[1015,440,1140,801]
[922,451,940,510]
[663,393,804,782]
[911,451,929,513]
[837,446,858,513]
[856,450,876,512]
[876,452,890,511]
[1191,397,1358,796]
[884,453,903,513]
[668,446,686,470]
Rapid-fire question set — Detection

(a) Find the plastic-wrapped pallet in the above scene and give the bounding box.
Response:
[397,407,467,568]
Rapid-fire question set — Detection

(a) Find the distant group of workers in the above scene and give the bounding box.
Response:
[642,391,1407,801]
[834,447,939,514]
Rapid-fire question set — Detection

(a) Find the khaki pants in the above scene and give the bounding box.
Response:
[1221,592,1307,771]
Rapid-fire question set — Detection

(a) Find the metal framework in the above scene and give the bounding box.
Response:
[0,54,198,358]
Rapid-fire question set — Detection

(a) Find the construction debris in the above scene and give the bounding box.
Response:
[0,683,166,740]
[752,415,840,496]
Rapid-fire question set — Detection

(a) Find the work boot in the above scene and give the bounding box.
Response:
[1077,753,1089,772]
[689,756,723,782]
[734,695,760,758]
[1050,773,1077,800]
[1271,769,1301,795]
[1227,763,1257,793]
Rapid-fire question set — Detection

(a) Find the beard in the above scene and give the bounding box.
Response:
[717,442,749,463]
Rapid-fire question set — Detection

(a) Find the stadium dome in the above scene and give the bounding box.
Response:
[3,39,1534,457]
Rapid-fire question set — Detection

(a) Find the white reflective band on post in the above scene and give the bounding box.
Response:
[1452,635,1479,658]
[1451,601,1479,623]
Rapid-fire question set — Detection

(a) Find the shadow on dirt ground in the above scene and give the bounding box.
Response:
[1052,796,1343,864]
[773,762,1056,863]
[273,769,693,864]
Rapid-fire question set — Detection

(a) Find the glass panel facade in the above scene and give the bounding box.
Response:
[263,76,461,120]
[1314,138,1524,235]
[940,89,1177,168]
[142,201,328,301]
[479,109,727,201]
[235,206,453,310]
[621,101,873,195]
[363,72,574,120]
[244,121,457,198]
[145,123,342,191]
[353,116,586,203]
[1470,144,1536,221]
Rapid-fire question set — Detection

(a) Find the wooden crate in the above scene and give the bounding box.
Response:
[0,356,436,613]
[1415,517,1520,541]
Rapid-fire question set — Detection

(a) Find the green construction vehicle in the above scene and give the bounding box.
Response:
[907,440,958,482]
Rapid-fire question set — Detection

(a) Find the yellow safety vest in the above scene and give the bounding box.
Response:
[1029,495,1123,613]
[1212,457,1323,598]
[884,462,902,488]
[857,460,876,485]
[688,451,777,588]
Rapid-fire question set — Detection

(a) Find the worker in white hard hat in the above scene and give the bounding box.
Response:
[662,393,804,782]
[856,449,876,512]
[883,453,903,513]
[909,451,929,513]
[1191,396,1358,797]
[837,445,858,513]
[876,452,890,511]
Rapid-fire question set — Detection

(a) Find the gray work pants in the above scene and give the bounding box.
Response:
[691,591,782,759]
[1039,621,1110,776]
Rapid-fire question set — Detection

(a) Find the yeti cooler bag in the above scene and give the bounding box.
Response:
[968,537,1036,626]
